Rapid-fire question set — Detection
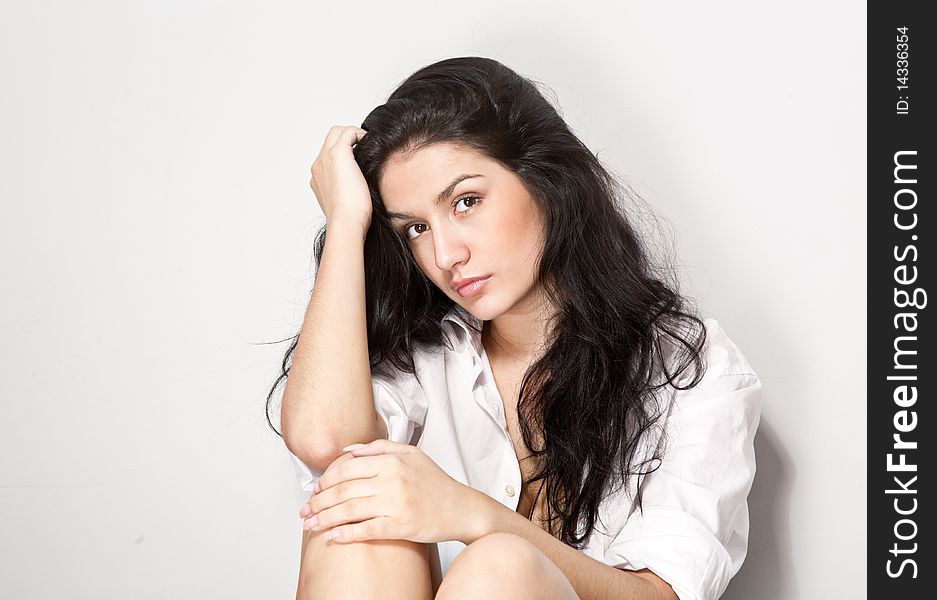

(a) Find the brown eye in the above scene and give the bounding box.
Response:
[402,195,482,241]
[455,195,481,213]
[402,223,427,240]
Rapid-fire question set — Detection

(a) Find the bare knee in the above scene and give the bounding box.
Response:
[293,449,436,599]
[296,514,434,600]
[436,533,551,598]
[463,532,544,571]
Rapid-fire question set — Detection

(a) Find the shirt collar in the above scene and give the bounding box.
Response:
[441,304,484,358]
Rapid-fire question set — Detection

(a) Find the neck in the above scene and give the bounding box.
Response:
[482,297,556,363]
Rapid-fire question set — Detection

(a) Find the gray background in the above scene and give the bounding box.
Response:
[0,1,866,598]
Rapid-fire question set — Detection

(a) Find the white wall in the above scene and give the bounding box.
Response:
[0,1,865,598]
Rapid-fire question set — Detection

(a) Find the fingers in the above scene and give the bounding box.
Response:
[326,126,367,157]
[320,516,394,543]
[338,125,368,148]
[315,453,389,495]
[294,444,412,544]
[309,125,367,189]
[297,450,357,518]
[303,490,387,534]
[320,125,367,156]
[346,438,418,456]
[306,478,376,517]
[319,125,349,153]
[299,444,408,518]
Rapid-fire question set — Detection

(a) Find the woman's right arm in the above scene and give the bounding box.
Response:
[281,126,388,473]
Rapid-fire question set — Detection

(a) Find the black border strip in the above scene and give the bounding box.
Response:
[869,3,933,595]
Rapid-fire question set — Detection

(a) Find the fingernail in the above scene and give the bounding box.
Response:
[299,505,312,518]
[326,528,342,541]
[342,443,367,452]
[303,515,319,530]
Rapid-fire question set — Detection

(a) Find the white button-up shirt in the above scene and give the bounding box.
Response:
[286,305,762,600]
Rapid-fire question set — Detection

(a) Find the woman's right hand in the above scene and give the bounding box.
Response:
[309,125,371,235]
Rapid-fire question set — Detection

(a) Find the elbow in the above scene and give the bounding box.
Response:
[281,414,338,474]
[282,418,381,473]
[282,433,341,474]
[280,392,388,470]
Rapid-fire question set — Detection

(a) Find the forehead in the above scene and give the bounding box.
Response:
[379,142,496,206]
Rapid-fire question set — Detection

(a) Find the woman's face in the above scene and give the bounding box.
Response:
[379,142,546,322]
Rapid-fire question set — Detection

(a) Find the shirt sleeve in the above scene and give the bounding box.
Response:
[284,368,428,493]
[603,320,762,600]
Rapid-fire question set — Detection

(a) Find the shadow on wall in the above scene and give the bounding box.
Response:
[722,418,796,600]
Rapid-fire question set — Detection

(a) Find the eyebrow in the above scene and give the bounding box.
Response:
[386,174,484,221]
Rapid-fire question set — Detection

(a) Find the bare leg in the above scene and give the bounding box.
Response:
[434,533,580,600]
[295,525,436,599]
[294,450,435,600]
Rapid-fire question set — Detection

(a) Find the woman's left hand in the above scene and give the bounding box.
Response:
[298,439,483,545]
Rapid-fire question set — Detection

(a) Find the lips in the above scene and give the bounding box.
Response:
[451,275,490,293]
[458,277,490,297]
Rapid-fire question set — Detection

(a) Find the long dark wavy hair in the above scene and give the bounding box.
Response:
[265,56,708,548]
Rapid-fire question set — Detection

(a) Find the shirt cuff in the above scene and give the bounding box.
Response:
[286,447,321,495]
[372,376,420,445]
[604,505,738,600]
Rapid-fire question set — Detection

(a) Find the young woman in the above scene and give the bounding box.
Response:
[268,57,762,600]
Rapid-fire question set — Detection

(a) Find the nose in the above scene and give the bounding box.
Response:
[432,223,470,273]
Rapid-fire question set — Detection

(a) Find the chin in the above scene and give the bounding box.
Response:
[459,298,500,322]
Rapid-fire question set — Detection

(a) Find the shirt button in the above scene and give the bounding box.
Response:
[505,484,515,496]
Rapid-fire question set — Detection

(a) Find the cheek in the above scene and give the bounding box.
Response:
[497,207,542,265]
[412,245,434,267]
